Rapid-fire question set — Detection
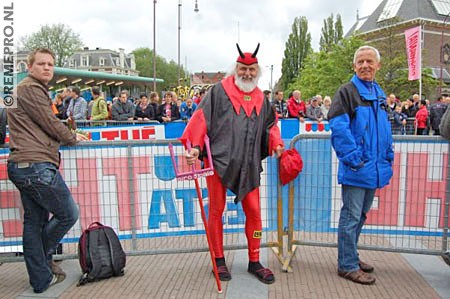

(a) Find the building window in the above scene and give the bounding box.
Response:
[69,59,75,67]
[81,56,89,67]
[99,57,105,66]
[377,0,403,22]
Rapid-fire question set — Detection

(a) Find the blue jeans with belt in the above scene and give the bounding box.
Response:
[337,184,375,272]
[8,162,79,293]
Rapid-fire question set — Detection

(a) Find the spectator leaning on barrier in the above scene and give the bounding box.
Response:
[6,48,88,293]
[58,87,72,120]
[305,96,324,122]
[429,95,448,136]
[415,99,428,135]
[321,95,332,120]
[149,91,160,115]
[135,94,155,121]
[328,45,394,285]
[403,98,417,118]
[182,43,284,284]
[90,87,109,125]
[112,90,135,121]
[179,97,197,121]
[66,86,87,121]
[287,90,306,121]
[272,90,288,119]
[156,91,180,123]
[392,105,408,135]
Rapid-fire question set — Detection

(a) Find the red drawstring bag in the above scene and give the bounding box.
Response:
[279,148,303,185]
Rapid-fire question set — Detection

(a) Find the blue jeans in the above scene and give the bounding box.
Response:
[7,162,79,293]
[337,185,375,272]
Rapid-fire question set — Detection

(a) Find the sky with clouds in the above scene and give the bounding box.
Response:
[13,0,382,90]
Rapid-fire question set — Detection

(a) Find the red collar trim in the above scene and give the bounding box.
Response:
[221,76,263,117]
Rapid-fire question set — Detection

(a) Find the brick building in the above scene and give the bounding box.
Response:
[190,71,225,90]
[347,0,450,94]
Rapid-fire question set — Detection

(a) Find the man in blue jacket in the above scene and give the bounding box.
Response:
[328,45,394,285]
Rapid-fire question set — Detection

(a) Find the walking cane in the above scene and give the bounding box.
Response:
[168,136,222,293]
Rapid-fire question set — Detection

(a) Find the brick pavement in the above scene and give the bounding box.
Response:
[0,246,447,299]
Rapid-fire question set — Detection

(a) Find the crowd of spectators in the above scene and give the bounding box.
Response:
[51,87,207,125]
[387,93,449,136]
[268,89,449,137]
[49,86,449,137]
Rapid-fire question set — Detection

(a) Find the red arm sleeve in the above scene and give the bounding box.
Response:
[268,116,283,154]
[179,107,207,149]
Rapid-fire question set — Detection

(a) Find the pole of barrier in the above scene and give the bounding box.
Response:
[282,179,297,272]
[443,143,450,253]
[128,144,138,250]
[268,160,286,269]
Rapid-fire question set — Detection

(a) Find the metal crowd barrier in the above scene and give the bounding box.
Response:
[389,117,419,135]
[1,135,448,268]
[0,140,281,262]
[282,134,449,271]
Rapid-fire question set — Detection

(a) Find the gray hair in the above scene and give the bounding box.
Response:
[353,45,381,64]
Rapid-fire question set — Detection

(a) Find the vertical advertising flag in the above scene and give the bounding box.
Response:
[405,26,421,81]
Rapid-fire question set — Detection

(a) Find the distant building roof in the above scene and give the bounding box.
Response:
[347,0,450,37]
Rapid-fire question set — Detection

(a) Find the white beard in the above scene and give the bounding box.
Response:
[234,74,258,93]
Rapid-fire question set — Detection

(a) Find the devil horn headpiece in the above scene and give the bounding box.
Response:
[252,43,260,58]
[236,43,245,59]
[236,43,260,65]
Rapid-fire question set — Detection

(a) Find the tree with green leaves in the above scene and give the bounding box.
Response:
[20,24,83,67]
[291,35,364,99]
[280,16,312,90]
[132,47,186,92]
[319,14,343,53]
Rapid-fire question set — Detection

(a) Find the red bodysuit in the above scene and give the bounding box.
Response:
[180,75,283,261]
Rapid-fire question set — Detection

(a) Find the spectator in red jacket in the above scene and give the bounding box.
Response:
[415,99,429,135]
[287,90,306,122]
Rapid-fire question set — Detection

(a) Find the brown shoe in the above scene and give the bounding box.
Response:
[338,269,376,285]
[49,260,66,278]
[359,260,374,273]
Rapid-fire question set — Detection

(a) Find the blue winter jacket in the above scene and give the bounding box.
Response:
[328,74,394,189]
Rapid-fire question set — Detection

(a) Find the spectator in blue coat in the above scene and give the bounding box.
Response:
[328,45,394,285]
[179,97,197,121]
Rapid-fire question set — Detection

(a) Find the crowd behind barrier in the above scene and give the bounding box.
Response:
[0,134,448,265]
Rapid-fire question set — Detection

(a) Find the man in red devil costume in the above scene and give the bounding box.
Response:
[181,43,284,284]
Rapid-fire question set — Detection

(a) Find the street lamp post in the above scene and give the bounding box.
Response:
[177,0,182,83]
[177,0,199,85]
[153,0,157,92]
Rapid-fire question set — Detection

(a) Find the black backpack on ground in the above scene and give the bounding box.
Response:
[77,222,126,286]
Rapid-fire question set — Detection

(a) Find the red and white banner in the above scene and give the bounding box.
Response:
[405,26,421,81]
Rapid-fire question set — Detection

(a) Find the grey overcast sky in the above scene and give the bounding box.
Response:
[13,0,382,90]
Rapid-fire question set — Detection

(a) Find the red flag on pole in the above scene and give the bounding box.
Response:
[405,26,421,81]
